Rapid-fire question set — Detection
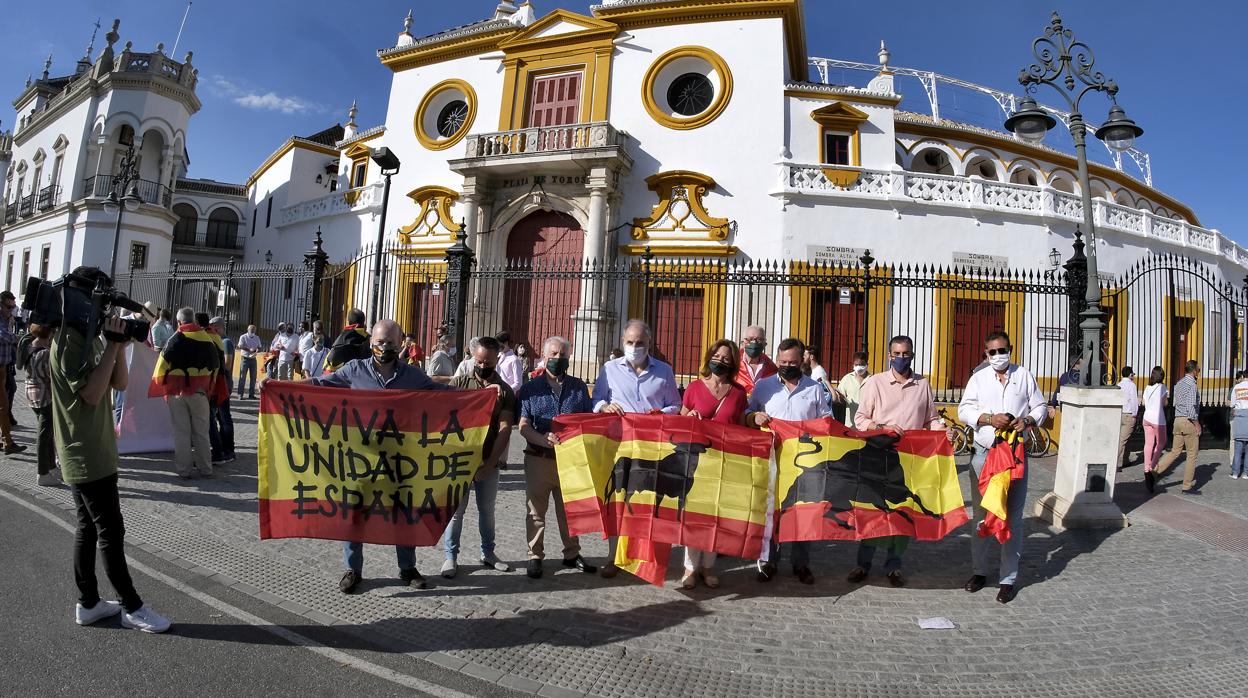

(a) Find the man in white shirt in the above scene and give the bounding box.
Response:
[1229,371,1248,479]
[957,330,1047,604]
[236,325,262,399]
[745,337,832,585]
[1117,367,1139,471]
[495,331,524,392]
[272,324,296,381]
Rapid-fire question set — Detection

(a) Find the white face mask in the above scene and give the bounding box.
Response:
[989,353,1011,371]
[623,345,648,365]
[853,364,868,375]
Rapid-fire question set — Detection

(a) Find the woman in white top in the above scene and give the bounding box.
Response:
[1141,366,1169,491]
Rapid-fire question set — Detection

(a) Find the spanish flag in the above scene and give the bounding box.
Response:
[257,382,496,546]
[147,324,222,398]
[977,430,1026,543]
[770,419,967,542]
[553,413,772,585]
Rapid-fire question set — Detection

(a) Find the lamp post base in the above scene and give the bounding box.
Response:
[1033,385,1129,530]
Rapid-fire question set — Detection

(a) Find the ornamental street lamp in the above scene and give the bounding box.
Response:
[103,141,144,279]
[1005,12,1143,388]
[368,147,400,325]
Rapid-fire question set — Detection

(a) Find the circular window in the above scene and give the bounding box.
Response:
[642,46,733,130]
[667,74,714,116]
[414,79,477,151]
[436,100,470,138]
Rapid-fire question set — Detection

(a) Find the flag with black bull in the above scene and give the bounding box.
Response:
[770,418,967,542]
[552,413,773,585]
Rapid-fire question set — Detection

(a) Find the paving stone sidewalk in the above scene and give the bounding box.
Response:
[4,398,1248,697]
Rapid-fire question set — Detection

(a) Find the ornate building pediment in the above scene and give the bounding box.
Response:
[624,170,735,256]
[397,185,459,256]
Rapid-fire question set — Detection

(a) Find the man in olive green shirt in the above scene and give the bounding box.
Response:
[52,268,171,634]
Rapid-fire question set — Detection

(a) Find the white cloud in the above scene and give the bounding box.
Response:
[208,75,323,115]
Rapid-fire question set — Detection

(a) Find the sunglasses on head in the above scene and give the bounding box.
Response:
[986,347,1011,356]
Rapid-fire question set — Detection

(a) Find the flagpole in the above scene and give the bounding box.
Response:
[171,1,193,56]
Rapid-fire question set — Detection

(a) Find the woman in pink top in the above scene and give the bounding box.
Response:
[678,339,748,589]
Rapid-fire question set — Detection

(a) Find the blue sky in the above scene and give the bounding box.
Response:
[3,1,1244,239]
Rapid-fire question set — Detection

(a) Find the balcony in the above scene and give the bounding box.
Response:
[83,175,173,209]
[37,185,61,212]
[777,163,1248,267]
[450,122,632,177]
[276,183,384,228]
[2,205,15,226]
[18,194,35,218]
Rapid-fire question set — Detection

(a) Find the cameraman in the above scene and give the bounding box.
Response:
[0,290,25,453]
[51,267,170,633]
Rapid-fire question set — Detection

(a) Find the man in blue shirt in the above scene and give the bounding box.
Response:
[518,335,597,579]
[745,337,832,585]
[592,319,681,578]
[274,319,458,593]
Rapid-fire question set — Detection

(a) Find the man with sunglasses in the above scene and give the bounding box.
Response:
[957,330,1047,604]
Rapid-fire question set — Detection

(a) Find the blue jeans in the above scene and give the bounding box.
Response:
[238,356,257,398]
[341,541,416,574]
[969,448,1028,585]
[1232,440,1248,477]
[442,467,499,560]
[208,399,235,460]
[856,537,907,573]
[112,389,125,425]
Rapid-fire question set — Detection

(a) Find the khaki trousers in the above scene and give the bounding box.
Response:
[1156,417,1199,490]
[1117,413,1137,468]
[524,453,580,561]
[168,393,212,477]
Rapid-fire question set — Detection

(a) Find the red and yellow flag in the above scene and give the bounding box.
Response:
[771,419,967,542]
[553,413,773,585]
[257,382,496,546]
[977,430,1026,543]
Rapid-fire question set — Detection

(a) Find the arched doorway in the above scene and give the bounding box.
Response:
[501,210,585,353]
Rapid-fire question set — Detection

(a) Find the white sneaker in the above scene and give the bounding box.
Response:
[121,604,171,633]
[1231,473,1241,479]
[440,558,458,579]
[75,600,122,626]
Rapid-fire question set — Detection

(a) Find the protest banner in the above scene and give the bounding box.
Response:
[770,419,967,542]
[117,343,174,454]
[553,413,772,585]
[257,382,496,546]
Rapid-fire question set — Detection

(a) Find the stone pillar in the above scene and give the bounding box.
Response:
[572,166,613,371]
[459,175,495,340]
[1035,386,1129,529]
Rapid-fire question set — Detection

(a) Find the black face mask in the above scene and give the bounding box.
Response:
[744,342,765,359]
[708,360,732,377]
[372,345,399,365]
[545,357,569,376]
[778,365,803,381]
[475,366,496,380]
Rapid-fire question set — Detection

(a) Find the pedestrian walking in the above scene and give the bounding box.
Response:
[325,309,370,372]
[517,335,597,579]
[149,308,175,350]
[22,323,57,485]
[441,335,515,578]
[1155,360,1202,495]
[957,330,1047,604]
[849,335,944,588]
[678,339,748,588]
[301,333,328,377]
[1118,366,1139,471]
[273,324,297,381]
[1141,366,1168,493]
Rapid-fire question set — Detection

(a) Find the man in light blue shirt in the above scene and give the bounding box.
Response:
[745,337,831,585]
[592,319,681,577]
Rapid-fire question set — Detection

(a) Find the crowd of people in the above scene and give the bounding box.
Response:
[3,275,1242,634]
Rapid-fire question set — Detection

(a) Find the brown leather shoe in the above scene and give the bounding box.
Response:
[846,567,868,583]
[886,570,906,588]
[964,574,987,593]
[996,584,1016,604]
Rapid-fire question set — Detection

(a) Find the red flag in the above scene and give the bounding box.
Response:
[976,430,1026,543]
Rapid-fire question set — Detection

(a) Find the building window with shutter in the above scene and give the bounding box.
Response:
[822,132,851,166]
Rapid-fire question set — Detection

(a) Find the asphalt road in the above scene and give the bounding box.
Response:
[0,484,522,698]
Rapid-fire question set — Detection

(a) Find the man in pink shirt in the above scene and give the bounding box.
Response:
[848,334,944,588]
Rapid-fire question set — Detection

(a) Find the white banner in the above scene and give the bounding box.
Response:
[117,344,175,455]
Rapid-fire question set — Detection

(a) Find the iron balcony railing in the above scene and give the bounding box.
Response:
[37,184,61,211]
[83,174,174,209]
[2,204,15,225]
[18,194,35,217]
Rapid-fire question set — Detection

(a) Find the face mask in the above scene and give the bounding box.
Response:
[372,344,399,365]
[989,352,1011,371]
[708,360,732,377]
[623,345,648,364]
[853,364,868,375]
[474,365,496,380]
[778,365,803,382]
[744,342,765,359]
[890,356,912,374]
[545,357,569,376]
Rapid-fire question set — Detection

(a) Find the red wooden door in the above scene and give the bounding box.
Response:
[1170,316,1193,382]
[503,211,585,351]
[951,299,1006,387]
[529,73,581,128]
[811,288,864,374]
[648,287,704,376]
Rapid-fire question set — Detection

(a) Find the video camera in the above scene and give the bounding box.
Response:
[22,270,150,344]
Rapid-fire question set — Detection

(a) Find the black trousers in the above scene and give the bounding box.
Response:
[35,405,54,475]
[71,473,143,613]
